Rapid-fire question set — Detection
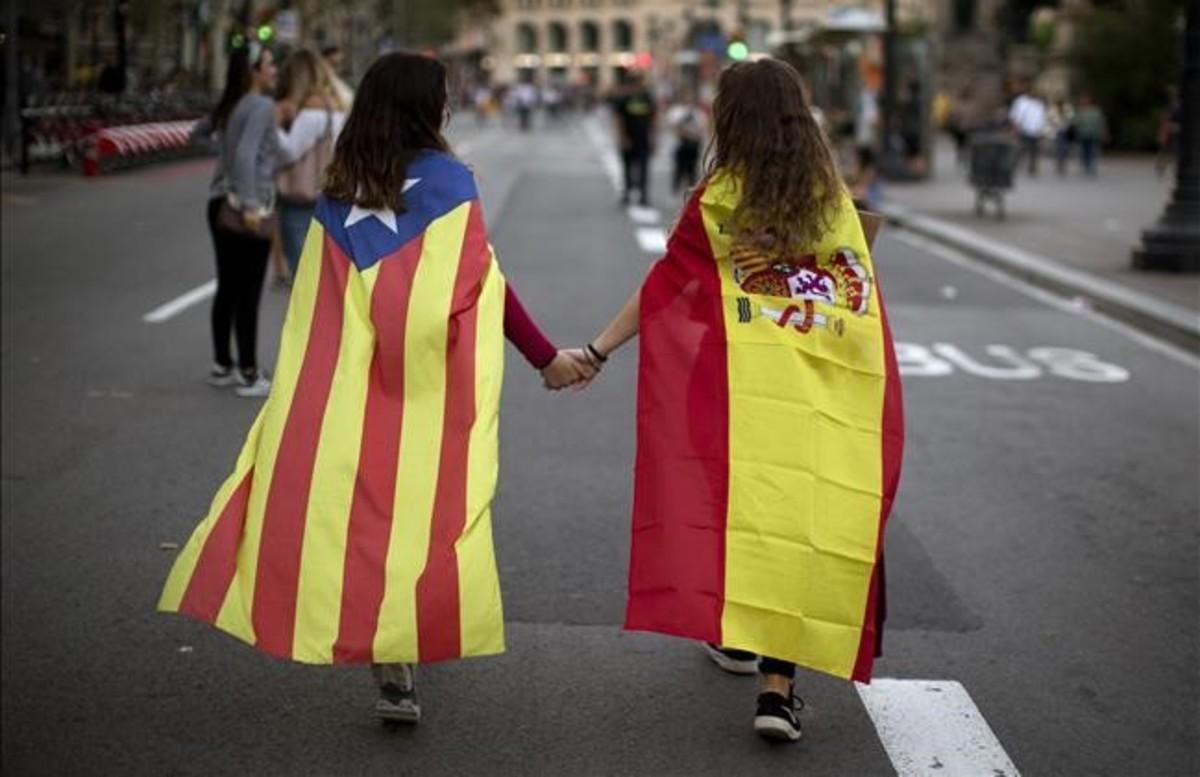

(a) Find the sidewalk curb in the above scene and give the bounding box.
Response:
[880,204,1200,353]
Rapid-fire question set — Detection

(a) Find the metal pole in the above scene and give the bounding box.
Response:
[1132,0,1200,272]
[880,0,900,174]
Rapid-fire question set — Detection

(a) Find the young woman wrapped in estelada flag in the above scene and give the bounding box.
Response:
[158,52,595,725]
[579,59,904,743]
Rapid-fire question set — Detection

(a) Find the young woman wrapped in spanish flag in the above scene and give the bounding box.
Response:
[158,52,594,725]
[581,59,904,743]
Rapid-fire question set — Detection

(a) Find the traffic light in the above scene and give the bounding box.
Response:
[727,30,748,61]
[256,24,274,43]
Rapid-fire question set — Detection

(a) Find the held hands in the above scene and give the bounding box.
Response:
[540,349,599,391]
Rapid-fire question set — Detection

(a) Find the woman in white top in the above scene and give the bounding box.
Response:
[274,49,349,278]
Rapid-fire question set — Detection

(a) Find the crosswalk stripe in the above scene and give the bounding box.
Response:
[857,679,1020,777]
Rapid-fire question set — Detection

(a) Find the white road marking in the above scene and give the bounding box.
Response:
[635,227,668,254]
[627,205,661,224]
[143,280,216,323]
[895,230,1200,371]
[581,116,625,193]
[857,679,1021,777]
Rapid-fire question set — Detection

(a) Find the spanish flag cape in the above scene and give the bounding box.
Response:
[159,152,507,665]
[628,173,903,682]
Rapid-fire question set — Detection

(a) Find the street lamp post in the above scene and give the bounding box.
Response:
[1132,0,1200,273]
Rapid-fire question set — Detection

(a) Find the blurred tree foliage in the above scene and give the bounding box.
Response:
[1072,0,1185,149]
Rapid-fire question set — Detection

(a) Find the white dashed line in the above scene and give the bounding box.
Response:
[857,679,1021,777]
[635,227,668,254]
[627,205,661,224]
[143,280,216,323]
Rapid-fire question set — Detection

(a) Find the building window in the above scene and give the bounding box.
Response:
[517,22,539,53]
[548,21,569,52]
[612,19,634,51]
[549,0,572,7]
[580,20,601,52]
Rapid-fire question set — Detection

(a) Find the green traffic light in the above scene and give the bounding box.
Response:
[727,41,749,61]
[257,25,274,42]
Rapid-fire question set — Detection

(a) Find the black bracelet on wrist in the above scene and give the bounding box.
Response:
[587,343,608,364]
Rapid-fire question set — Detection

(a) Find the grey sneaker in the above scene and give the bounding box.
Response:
[233,371,271,398]
[206,364,241,388]
[374,663,420,724]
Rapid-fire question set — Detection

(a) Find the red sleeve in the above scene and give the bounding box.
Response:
[504,283,557,369]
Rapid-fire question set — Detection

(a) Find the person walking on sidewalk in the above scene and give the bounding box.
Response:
[1009,84,1048,176]
[158,51,595,728]
[578,58,903,744]
[1047,96,1076,176]
[195,42,280,398]
[275,48,349,281]
[1074,94,1108,177]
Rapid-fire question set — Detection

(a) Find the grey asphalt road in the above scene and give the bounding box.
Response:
[2,115,1197,777]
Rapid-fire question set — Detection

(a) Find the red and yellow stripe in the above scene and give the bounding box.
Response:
[159,200,506,664]
[628,174,903,682]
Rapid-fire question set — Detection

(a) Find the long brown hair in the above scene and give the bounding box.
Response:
[323,52,451,213]
[706,59,842,257]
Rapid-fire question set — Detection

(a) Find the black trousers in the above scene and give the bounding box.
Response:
[206,198,271,372]
[673,141,700,194]
[623,144,651,204]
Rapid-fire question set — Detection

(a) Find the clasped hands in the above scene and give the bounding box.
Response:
[540,347,604,391]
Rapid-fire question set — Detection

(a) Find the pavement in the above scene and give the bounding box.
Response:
[2,113,1198,776]
[881,137,1200,350]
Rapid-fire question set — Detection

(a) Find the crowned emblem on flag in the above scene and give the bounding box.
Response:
[731,246,873,336]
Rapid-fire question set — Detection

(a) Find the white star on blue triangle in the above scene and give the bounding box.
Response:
[343,178,422,233]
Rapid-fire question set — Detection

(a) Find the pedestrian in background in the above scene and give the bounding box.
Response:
[1009,83,1048,176]
[611,72,656,206]
[275,48,348,281]
[579,58,902,744]
[321,44,355,108]
[1047,96,1076,176]
[194,42,279,398]
[1074,93,1108,177]
[666,90,706,197]
[1155,89,1182,177]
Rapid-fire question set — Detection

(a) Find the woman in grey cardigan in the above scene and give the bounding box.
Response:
[198,43,279,397]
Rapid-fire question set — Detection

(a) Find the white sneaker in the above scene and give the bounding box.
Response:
[233,371,271,398]
[206,364,241,388]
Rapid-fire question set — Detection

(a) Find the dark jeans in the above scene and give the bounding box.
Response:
[1021,133,1041,175]
[622,144,651,204]
[1079,138,1099,176]
[206,197,271,373]
[673,140,700,195]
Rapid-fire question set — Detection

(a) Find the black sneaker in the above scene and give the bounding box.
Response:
[754,690,804,742]
[702,642,759,675]
[374,663,420,724]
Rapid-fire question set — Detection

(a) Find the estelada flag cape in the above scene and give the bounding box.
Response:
[159,152,507,665]
[627,173,903,682]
